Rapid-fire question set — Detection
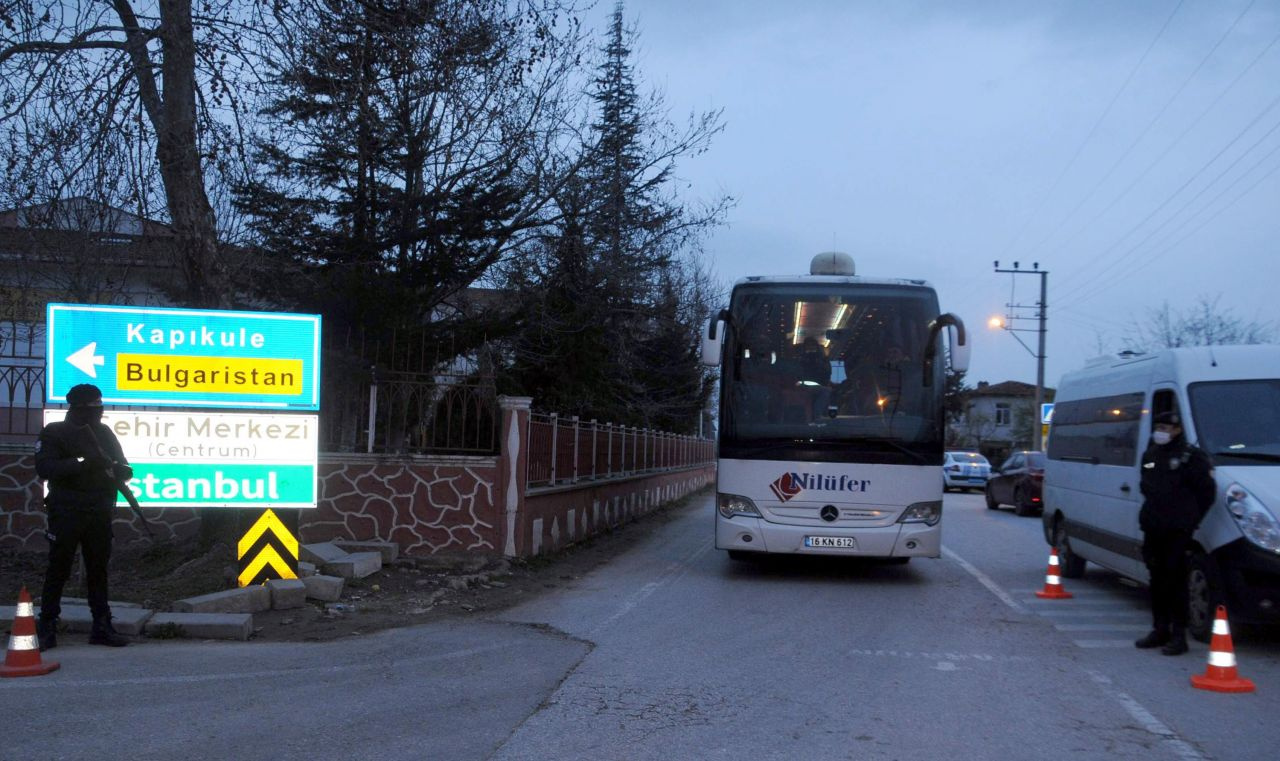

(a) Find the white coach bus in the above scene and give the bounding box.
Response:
[701,252,969,562]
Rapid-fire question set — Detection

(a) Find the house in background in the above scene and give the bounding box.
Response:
[0,197,185,441]
[949,379,1055,464]
[0,197,182,322]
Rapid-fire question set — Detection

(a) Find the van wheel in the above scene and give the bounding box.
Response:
[1187,549,1222,644]
[1013,487,1035,517]
[727,550,754,562]
[985,489,998,510]
[1052,518,1086,578]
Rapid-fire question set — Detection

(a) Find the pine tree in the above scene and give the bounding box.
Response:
[236,0,579,347]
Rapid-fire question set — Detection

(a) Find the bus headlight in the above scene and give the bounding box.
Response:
[718,493,761,519]
[898,500,942,526]
[1225,483,1280,553]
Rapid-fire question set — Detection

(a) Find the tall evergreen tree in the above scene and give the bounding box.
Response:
[236,0,583,348]
[502,1,728,429]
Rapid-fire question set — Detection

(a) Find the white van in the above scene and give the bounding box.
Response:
[1041,345,1280,642]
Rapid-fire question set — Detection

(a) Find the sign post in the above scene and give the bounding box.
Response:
[47,303,320,409]
[46,303,322,587]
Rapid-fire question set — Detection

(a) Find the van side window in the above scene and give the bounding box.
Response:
[1151,389,1178,421]
[1046,392,1144,466]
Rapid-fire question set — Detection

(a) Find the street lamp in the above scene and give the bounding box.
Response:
[992,261,1048,451]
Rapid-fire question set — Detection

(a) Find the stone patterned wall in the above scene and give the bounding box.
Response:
[0,448,711,559]
[0,450,203,550]
[0,451,500,555]
[300,456,501,556]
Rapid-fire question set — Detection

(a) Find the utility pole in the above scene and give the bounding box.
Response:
[992,261,1049,451]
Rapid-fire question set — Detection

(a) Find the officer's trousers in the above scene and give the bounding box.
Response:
[40,505,114,621]
[1141,530,1193,633]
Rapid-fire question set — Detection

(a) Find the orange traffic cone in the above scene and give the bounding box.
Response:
[2,587,60,678]
[1035,548,1074,599]
[1190,605,1255,693]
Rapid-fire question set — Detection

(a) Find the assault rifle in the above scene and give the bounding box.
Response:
[73,424,156,541]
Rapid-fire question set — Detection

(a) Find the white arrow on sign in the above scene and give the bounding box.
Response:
[67,342,105,378]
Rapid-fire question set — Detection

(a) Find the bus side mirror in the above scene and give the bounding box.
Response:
[701,316,725,366]
[949,323,970,373]
[924,313,968,385]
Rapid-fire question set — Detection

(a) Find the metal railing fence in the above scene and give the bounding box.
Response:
[526,413,715,489]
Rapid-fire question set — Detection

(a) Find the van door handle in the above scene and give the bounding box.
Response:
[1120,484,1131,493]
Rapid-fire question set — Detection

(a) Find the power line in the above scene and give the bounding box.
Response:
[1060,142,1280,309]
[1050,90,1280,303]
[1020,0,1257,262]
[1057,115,1280,306]
[1051,25,1280,293]
[992,0,1185,262]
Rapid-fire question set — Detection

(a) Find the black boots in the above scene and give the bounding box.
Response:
[89,618,129,647]
[1134,629,1169,649]
[1134,627,1188,655]
[1161,629,1189,656]
[36,617,58,652]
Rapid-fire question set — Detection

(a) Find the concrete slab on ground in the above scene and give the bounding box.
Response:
[334,540,399,563]
[302,574,344,602]
[265,578,307,610]
[2,604,153,636]
[322,551,381,579]
[145,612,253,641]
[300,542,349,565]
[172,585,271,614]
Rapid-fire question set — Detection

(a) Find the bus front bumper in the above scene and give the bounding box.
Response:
[715,515,940,558]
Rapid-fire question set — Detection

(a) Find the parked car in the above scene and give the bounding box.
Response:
[986,450,1046,516]
[943,451,991,492]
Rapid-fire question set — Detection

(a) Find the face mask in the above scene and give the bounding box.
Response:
[68,406,103,425]
[1152,431,1172,446]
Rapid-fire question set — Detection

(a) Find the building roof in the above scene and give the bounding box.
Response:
[0,197,173,236]
[967,380,1053,398]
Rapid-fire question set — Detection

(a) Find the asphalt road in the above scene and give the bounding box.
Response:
[3,490,1278,760]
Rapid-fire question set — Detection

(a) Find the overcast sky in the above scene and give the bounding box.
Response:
[593,0,1280,389]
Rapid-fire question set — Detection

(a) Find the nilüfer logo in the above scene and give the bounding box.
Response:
[769,472,802,502]
[769,472,871,503]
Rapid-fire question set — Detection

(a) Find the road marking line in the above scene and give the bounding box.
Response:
[942,546,1028,614]
[1073,639,1138,648]
[1032,608,1145,617]
[845,648,1032,664]
[1054,624,1149,631]
[1087,670,1207,761]
[589,539,714,636]
[1023,599,1137,607]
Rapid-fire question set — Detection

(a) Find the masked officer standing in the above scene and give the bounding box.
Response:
[35,383,132,650]
[1134,411,1216,656]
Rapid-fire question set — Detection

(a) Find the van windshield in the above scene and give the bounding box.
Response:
[1188,380,1280,465]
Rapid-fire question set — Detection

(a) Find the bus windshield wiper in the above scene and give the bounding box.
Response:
[1213,450,1280,463]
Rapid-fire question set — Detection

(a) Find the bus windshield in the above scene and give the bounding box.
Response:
[719,282,944,462]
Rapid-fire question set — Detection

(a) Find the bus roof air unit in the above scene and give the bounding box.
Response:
[810,251,855,276]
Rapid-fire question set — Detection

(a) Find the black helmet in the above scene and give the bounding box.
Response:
[66,384,103,407]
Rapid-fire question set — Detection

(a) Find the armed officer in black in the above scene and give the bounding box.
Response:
[1135,411,1216,656]
[35,383,133,650]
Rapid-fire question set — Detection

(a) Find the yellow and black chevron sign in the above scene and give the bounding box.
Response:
[237,509,299,587]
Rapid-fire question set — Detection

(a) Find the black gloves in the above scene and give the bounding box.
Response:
[112,463,133,482]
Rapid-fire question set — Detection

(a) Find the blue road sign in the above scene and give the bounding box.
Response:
[1041,402,1054,425]
[47,303,321,409]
